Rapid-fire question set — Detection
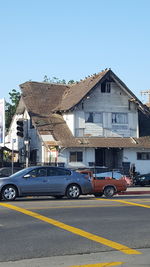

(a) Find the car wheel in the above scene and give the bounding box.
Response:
[94,192,103,197]
[2,185,17,201]
[66,184,81,199]
[103,186,115,198]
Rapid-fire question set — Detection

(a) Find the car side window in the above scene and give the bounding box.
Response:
[36,168,47,177]
[28,169,37,178]
[56,168,71,176]
[47,168,58,176]
[27,168,47,178]
[47,167,71,176]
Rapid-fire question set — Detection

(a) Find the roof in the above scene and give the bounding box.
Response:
[20,69,148,114]
[74,136,150,149]
[54,69,109,111]
[54,69,148,112]
[19,81,68,115]
[19,70,150,150]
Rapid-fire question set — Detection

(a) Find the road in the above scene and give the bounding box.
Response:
[0,194,150,267]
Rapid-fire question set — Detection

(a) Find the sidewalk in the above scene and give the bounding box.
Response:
[119,186,150,195]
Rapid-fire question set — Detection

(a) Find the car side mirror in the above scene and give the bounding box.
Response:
[24,174,31,178]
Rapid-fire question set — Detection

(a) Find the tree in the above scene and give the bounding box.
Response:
[68,80,75,84]
[43,75,75,84]
[5,89,21,130]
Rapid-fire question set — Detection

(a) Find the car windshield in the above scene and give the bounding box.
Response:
[9,167,34,178]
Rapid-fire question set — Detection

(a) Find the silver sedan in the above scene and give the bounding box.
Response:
[0,166,92,201]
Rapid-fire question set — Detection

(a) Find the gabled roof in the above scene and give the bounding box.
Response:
[54,69,148,113]
[54,69,109,111]
[18,69,150,150]
[19,69,148,115]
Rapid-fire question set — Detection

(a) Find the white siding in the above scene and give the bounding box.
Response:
[123,148,150,174]
[84,123,103,136]
[58,148,95,168]
[73,82,138,137]
[63,113,75,135]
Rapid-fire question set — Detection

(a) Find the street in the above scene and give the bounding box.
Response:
[0,194,150,267]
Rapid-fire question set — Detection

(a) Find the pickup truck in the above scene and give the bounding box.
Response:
[77,169,128,198]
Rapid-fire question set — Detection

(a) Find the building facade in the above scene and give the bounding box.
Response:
[6,69,150,174]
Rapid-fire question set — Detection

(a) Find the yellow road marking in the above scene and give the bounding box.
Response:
[70,262,123,267]
[0,203,141,255]
[26,204,125,210]
[96,198,150,208]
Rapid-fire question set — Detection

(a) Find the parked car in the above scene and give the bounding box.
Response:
[92,171,133,186]
[134,173,150,186]
[0,166,92,201]
[77,168,132,185]
[0,167,22,178]
[77,169,128,197]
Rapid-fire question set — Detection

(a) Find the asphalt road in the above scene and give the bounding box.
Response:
[0,195,150,267]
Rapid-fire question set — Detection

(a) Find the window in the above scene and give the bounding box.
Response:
[47,167,71,176]
[137,152,150,160]
[101,81,111,93]
[28,168,47,178]
[112,113,128,124]
[70,152,83,162]
[85,112,103,123]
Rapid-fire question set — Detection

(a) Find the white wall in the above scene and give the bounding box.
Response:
[72,82,138,138]
[58,147,95,168]
[123,148,150,174]
[63,113,74,135]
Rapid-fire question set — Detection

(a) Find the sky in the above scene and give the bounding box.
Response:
[0,0,150,103]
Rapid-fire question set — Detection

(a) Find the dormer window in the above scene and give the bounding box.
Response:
[101,81,111,93]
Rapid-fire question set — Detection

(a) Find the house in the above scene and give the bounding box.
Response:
[6,69,150,174]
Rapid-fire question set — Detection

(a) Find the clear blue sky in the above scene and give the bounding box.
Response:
[0,0,150,103]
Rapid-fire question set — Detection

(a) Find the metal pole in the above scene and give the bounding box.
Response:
[25,141,29,168]
[12,139,14,174]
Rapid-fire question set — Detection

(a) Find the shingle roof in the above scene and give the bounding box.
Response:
[54,69,109,111]
[20,69,148,114]
[75,136,150,148]
[20,81,68,115]
[19,70,150,150]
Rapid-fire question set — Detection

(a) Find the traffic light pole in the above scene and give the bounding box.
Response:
[12,140,14,174]
[24,139,29,168]
[11,139,16,174]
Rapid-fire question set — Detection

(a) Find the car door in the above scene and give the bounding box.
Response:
[46,167,72,194]
[19,167,49,195]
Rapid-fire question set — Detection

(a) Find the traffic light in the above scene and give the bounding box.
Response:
[16,120,24,137]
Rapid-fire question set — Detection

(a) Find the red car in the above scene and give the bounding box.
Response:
[77,170,128,198]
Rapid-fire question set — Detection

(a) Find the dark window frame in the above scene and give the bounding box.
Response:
[137,152,150,160]
[112,112,128,124]
[101,81,111,93]
[69,151,83,162]
[85,112,103,123]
